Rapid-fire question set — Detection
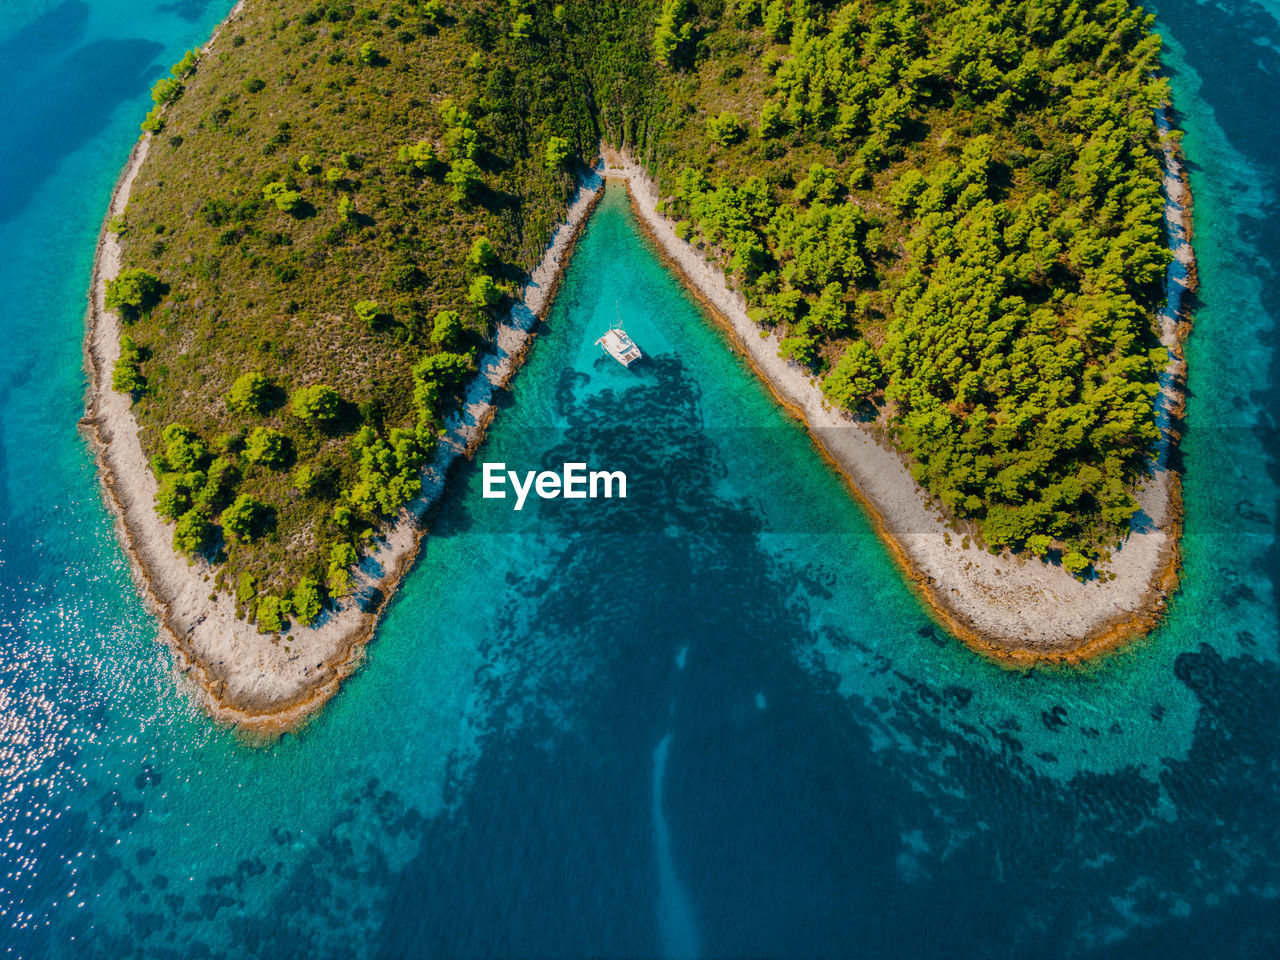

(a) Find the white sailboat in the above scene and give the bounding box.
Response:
[595,302,643,368]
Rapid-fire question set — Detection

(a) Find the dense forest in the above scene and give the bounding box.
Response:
[110,0,1172,631]
[637,0,1173,577]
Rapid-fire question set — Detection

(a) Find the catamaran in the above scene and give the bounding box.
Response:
[595,303,643,368]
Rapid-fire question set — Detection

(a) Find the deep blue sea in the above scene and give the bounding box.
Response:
[1,1,1278,957]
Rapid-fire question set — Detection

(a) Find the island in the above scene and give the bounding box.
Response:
[83,0,1194,732]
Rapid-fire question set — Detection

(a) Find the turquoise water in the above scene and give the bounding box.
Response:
[1,1,1279,956]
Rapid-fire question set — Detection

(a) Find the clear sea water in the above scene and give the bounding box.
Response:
[1,1,1278,956]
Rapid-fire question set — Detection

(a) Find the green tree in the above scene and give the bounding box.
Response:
[1062,551,1092,579]
[112,335,146,394]
[226,371,272,414]
[327,540,358,597]
[151,77,183,105]
[358,41,379,65]
[262,181,304,213]
[822,341,883,409]
[354,299,381,327]
[222,494,270,543]
[172,510,212,557]
[244,427,290,468]
[706,112,746,146]
[430,310,463,350]
[105,268,161,317]
[445,158,482,202]
[170,49,198,77]
[467,274,501,309]
[256,594,285,632]
[654,0,692,67]
[544,135,572,169]
[291,384,342,424]
[778,335,818,367]
[155,473,194,521]
[156,423,209,473]
[467,237,498,270]
[292,464,317,495]
[292,577,323,624]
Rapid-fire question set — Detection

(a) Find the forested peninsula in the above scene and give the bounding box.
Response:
[85,0,1192,729]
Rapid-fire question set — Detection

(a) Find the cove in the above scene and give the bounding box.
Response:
[0,0,1279,956]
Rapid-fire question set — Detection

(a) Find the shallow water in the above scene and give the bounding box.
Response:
[0,1,1278,957]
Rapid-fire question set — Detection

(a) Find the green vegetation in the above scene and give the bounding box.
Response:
[112,335,147,394]
[113,0,610,629]
[226,371,272,414]
[104,268,161,319]
[638,0,1174,566]
[290,384,342,423]
[108,0,1173,627]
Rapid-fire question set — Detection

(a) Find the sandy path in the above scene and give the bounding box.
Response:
[603,133,1193,662]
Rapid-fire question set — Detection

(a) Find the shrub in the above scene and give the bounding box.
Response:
[244,427,290,468]
[358,41,379,65]
[226,371,271,414]
[291,384,342,423]
[243,77,266,93]
[384,264,424,291]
